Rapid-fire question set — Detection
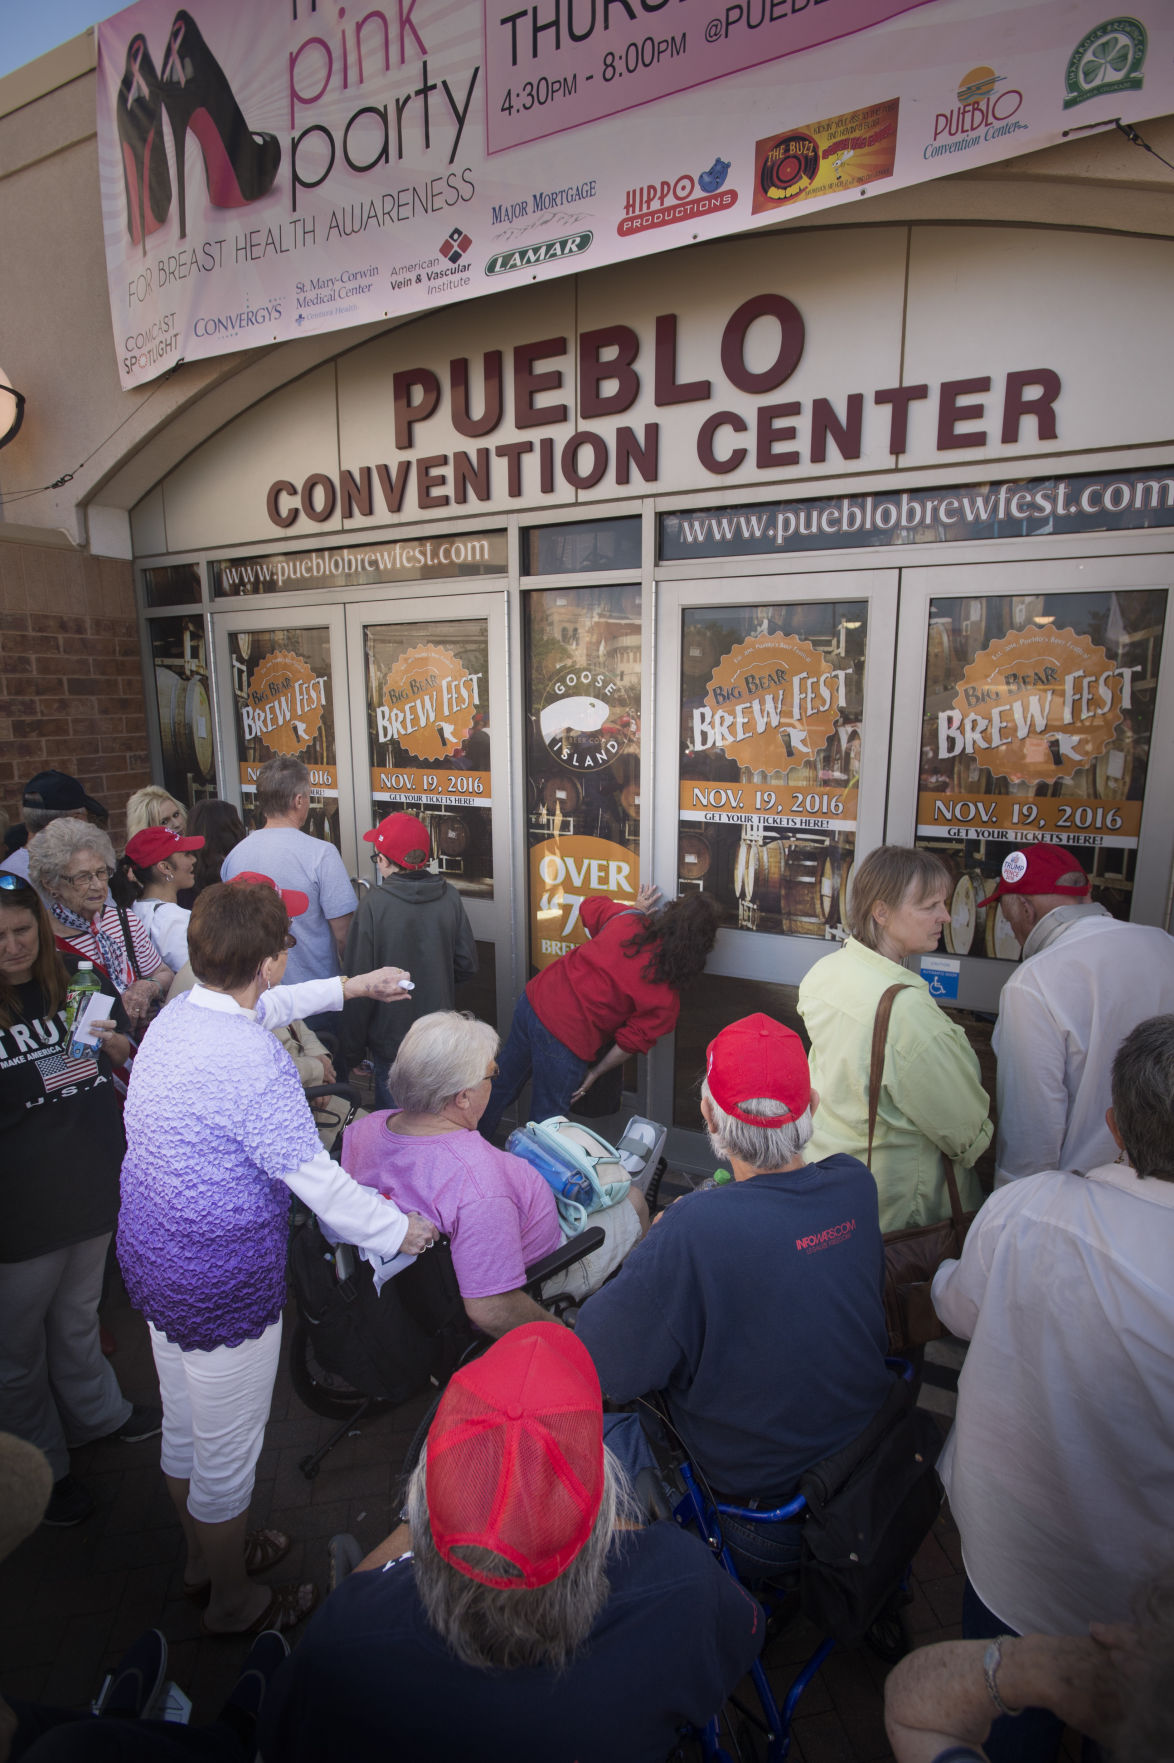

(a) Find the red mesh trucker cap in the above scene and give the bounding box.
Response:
[979,845,1090,907]
[227,871,310,917]
[425,1321,605,1590]
[125,826,203,869]
[362,812,431,869]
[705,1012,812,1127]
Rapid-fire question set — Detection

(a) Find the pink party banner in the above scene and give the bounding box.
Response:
[96,0,1174,387]
[485,0,933,153]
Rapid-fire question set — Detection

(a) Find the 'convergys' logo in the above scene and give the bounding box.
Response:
[1063,17,1147,108]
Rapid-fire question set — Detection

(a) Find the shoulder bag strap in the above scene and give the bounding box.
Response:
[939,1151,967,1235]
[866,982,909,1167]
[115,903,143,981]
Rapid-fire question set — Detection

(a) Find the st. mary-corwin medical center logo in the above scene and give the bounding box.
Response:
[115,8,281,253]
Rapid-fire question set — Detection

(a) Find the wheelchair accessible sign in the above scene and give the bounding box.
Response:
[920,955,960,1000]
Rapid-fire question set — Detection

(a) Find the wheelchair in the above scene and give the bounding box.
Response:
[287,1087,607,1479]
[660,1359,941,1763]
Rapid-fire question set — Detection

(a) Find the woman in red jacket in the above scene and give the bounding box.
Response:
[479,888,718,1138]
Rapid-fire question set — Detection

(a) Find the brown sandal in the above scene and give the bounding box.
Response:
[202,1580,319,1638]
[183,1528,292,1605]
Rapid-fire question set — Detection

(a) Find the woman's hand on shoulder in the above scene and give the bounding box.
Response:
[92,1021,132,1066]
[401,1211,440,1254]
[345,967,413,1003]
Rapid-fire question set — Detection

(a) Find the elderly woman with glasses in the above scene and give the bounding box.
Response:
[28,819,171,1033]
[0,873,153,1528]
[119,877,440,1637]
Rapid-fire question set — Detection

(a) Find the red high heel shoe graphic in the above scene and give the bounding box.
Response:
[160,9,281,240]
[116,35,172,253]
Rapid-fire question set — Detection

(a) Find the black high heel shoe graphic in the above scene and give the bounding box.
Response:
[116,35,172,253]
[160,10,281,240]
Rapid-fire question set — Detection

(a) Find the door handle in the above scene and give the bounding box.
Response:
[351,875,371,893]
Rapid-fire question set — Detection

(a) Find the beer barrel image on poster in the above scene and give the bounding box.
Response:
[985,897,1021,960]
[944,868,986,956]
[734,836,754,900]
[678,831,712,882]
[926,620,954,698]
[749,840,826,936]
[838,855,855,930]
[620,780,641,819]
[818,852,839,925]
[542,775,582,816]
[156,668,215,781]
[432,814,470,858]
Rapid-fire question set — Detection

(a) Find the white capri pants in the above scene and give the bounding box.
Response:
[148,1317,282,1524]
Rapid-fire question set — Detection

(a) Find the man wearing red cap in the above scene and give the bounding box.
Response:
[576,1014,893,1584]
[257,1322,764,1761]
[980,845,1174,1183]
[340,813,477,1109]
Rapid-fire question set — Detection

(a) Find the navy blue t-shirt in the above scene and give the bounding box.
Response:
[576,1154,891,1501]
[257,1523,763,1763]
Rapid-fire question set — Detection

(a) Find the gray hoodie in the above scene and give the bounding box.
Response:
[340,870,478,1064]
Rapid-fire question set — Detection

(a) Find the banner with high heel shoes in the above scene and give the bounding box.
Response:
[97,0,1174,387]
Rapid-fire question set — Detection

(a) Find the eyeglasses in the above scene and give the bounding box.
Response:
[0,873,36,894]
[61,867,112,888]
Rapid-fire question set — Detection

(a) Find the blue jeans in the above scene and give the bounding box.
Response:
[717,1509,802,1588]
[962,1579,1063,1763]
[479,993,588,1141]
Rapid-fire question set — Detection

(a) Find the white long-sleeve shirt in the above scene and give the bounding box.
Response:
[932,1162,1174,1635]
[992,911,1174,1183]
[190,980,418,1260]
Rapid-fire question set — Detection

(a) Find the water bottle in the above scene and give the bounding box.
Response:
[64,963,100,1058]
[698,1168,734,1191]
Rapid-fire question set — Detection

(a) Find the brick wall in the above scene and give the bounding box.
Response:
[0,539,150,847]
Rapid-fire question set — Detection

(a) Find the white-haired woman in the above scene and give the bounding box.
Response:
[343,1012,647,1336]
[797,845,991,1232]
[29,819,171,1033]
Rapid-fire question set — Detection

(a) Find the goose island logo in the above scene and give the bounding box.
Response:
[540,667,635,772]
[1063,17,1147,108]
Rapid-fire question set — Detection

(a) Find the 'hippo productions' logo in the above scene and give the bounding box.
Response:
[1063,17,1147,108]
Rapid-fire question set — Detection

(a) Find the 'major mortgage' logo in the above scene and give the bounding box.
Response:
[485,232,593,276]
[1063,17,1147,108]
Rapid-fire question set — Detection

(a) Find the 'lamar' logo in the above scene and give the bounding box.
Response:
[240,651,327,753]
[485,232,593,276]
[1063,17,1147,108]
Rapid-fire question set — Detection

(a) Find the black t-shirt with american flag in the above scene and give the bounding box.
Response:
[0,958,127,1263]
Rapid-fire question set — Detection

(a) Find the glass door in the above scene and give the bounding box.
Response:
[211,608,353,851]
[887,552,1174,1013]
[343,591,512,1030]
[653,570,899,1164]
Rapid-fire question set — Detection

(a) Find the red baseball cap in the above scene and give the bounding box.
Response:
[227,870,310,917]
[706,1013,811,1127]
[125,826,203,869]
[426,1322,604,1590]
[979,846,1090,906]
[363,812,431,869]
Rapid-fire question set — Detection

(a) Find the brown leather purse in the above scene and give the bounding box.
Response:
[868,982,977,1353]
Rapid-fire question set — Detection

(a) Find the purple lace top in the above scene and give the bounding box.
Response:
[118,992,322,1351]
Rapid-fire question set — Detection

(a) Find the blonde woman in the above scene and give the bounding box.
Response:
[125,786,186,842]
[797,845,991,1232]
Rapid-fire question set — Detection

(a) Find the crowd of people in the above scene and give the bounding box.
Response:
[1,757,1172,1762]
